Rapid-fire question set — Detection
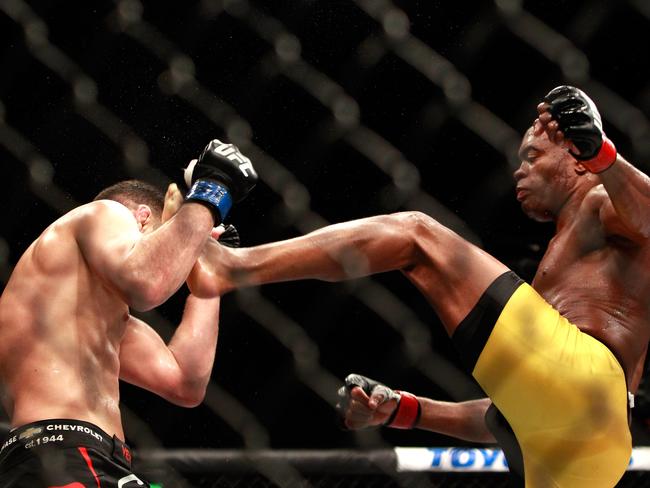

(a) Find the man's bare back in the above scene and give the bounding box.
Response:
[0,205,130,438]
[0,142,257,487]
[0,183,221,437]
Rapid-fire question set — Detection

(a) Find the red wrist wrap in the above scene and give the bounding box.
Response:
[386,391,421,429]
[583,136,617,173]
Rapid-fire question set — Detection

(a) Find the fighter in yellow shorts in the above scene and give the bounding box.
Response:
[336,270,631,487]
[187,86,650,487]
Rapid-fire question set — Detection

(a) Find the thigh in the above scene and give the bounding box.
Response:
[0,453,41,488]
[74,447,150,488]
[404,217,510,335]
[0,447,90,488]
[473,283,631,487]
[0,447,150,488]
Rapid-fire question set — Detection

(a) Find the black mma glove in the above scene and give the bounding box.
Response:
[544,85,617,173]
[184,139,258,225]
[218,224,240,248]
[337,373,421,429]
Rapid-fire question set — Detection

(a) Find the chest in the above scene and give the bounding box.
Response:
[533,218,608,289]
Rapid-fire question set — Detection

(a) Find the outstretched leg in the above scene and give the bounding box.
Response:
[215,211,509,336]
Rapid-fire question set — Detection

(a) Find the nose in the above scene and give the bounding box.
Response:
[513,163,527,183]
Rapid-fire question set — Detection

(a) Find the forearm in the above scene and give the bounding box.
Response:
[167,294,221,399]
[597,155,650,238]
[416,397,495,443]
[125,203,214,308]
[226,213,419,289]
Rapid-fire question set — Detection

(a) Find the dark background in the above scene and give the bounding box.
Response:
[2,0,650,454]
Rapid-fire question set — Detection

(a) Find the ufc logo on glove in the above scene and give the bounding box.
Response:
[209,141,255,177]
[184,138,259,224]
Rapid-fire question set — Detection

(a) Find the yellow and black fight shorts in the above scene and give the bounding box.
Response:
[452,271,631,488]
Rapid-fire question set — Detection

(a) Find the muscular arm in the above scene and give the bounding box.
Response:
[118,294,220,407]
[77,201,214,310]
[417,397,495,443]
[597,156,650,240]
[537,97,650,241]
[345,386,495,443]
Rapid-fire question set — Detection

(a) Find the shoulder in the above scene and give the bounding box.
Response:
[580,184,609,213]
[82,199,134,219]
[583,185,648,244]
[576,185,610,228]
[75,200,137,231]
[23,202,135,273]
[30,201,134,245]
[73,200,140,248]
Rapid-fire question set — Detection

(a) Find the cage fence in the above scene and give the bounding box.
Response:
[2,1,650,487]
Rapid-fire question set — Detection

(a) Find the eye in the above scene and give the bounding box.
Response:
[527,151,540,163]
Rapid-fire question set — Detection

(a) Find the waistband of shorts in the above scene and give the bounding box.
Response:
[0,419,133,468]
[451,270,524,372]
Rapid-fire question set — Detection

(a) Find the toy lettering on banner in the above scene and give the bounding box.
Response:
[395,447,508,472]
[396,447,650,472]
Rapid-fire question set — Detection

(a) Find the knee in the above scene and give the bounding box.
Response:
[385,211,443,258]
[389,211,440,240]
[389,211,463,259]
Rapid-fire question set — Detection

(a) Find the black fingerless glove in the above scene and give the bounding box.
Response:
[544,85,617,173]
[218,224,240,248]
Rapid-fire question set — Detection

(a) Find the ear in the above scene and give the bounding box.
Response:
[574,161,588,175]
[133,204,153,230]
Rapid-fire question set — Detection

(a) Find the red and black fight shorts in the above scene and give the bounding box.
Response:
[0,419,149,488]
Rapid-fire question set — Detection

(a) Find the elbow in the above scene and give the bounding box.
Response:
[122,276,169,312]
[173,373,210,408]
[175,394,205,408]
[169,381,207,408]
[124,288,164,312]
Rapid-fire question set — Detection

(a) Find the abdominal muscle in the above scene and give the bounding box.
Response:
[538,283,646,388]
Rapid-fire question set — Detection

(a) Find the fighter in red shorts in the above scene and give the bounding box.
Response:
[0,140,256,487]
